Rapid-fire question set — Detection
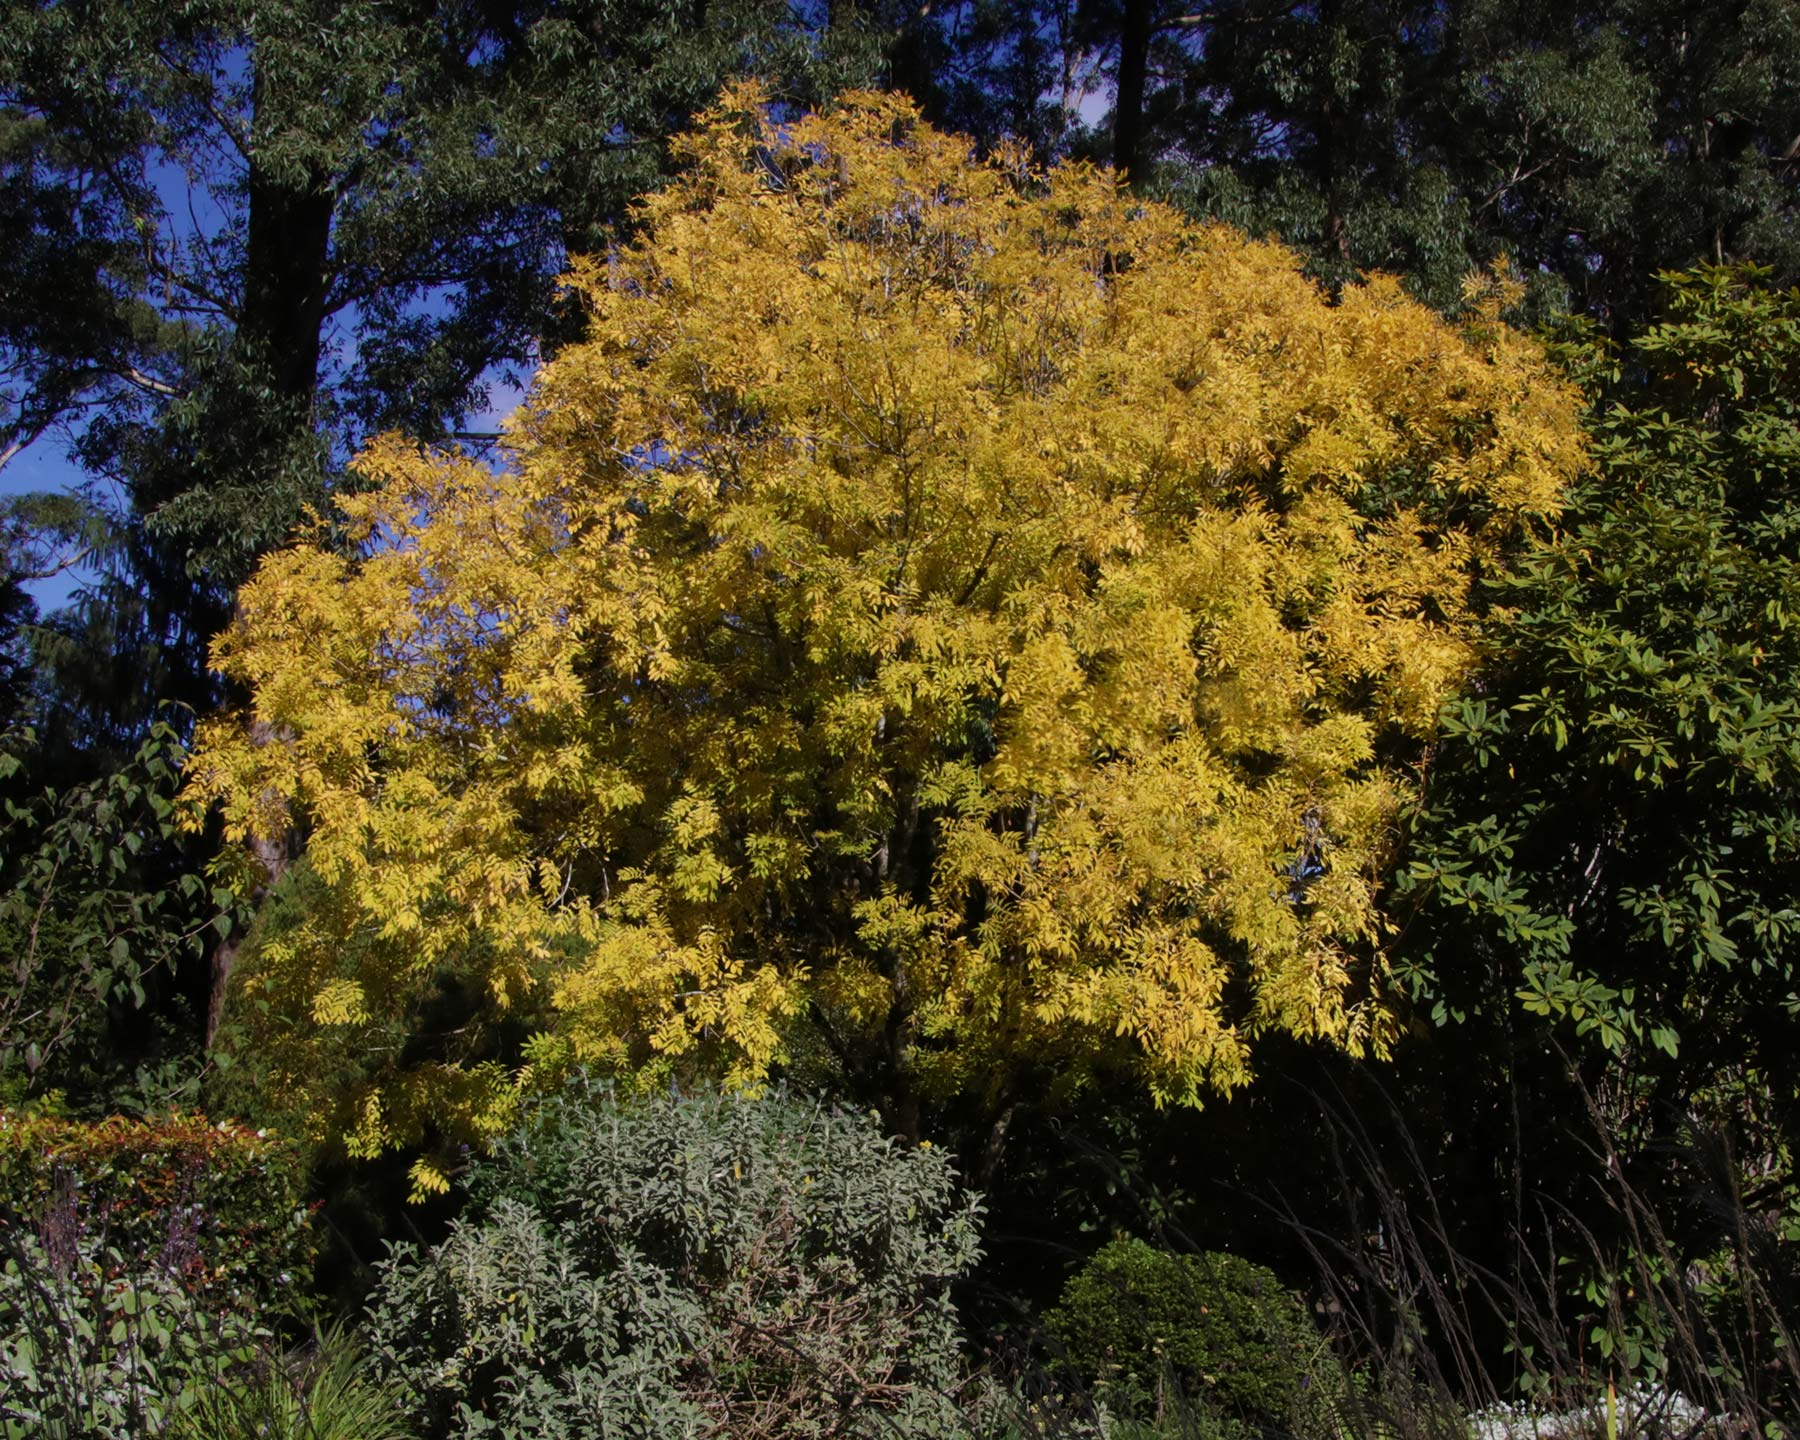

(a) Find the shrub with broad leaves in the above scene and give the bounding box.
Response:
[0,1110,313,1317]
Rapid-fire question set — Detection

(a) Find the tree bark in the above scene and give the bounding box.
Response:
[1115,0,1155,185]
[205,826,287,1048]
[238,165,334,416]
[203,58,331,1042]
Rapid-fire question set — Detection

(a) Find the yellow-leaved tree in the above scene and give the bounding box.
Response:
[186,86,1586,1188]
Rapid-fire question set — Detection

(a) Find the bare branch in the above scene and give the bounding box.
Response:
[123,365,182,398]
[0,412,55,477]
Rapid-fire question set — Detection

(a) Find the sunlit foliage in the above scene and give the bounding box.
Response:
[185,87,1585,1169]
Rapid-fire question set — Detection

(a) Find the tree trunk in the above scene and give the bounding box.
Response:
[238,166,334,417]
[878,953,923,1144]
[887,3,945,128]
[1316,0,1351,265]
[234,40,336,451]
[203,59,331,1042]
[1114,0,1154,185]
[205,824,288,1048]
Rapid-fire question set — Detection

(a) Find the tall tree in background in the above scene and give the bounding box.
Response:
[1348,0,1791,319]
[1448,0,1800,323]
[0,0,877,1097]
[1,0,874,747]
[960,0,1798,320]
[1156,0,1473,305]
[878,0,1084,160]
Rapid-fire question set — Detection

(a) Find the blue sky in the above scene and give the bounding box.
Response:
[2,367,526,616]
[3,446,92,614]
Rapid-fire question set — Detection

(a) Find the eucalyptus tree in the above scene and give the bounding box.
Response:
[1008,0,1800,321]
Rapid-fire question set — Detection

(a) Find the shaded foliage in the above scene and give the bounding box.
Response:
[911,1,1800,325]
[1397,266,1800,1130]
[0,718,246,1102]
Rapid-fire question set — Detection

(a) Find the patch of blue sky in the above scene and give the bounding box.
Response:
[376,596,546,734]
[623,440,679,474]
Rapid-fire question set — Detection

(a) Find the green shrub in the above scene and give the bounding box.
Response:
[1046,1237,1324,1432]
[0,1110,314,1317]
[366,1083,985,1439]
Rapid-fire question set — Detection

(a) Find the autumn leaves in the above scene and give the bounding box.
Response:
[184,89,1588,1168]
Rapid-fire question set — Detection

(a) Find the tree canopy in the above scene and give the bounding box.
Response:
[186,87,1585,1175]
[921,0,1800,323]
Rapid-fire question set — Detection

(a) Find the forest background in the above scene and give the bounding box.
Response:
[2,2,1800,1436]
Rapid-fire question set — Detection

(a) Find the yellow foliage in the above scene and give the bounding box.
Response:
[406,1157,452,1203]
[184,86,1586,1159]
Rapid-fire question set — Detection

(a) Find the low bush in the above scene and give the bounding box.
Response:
[367,1082,986,1439]
[0,1110,313,1316]
[1046,1237,1325,1433]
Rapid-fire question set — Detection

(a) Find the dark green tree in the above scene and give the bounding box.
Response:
[1152,0,1476,307]
[1396,264,1800,1148]
[878,0,1091,162]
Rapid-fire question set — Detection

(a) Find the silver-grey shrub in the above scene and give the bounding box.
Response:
[365,1084,986,1439]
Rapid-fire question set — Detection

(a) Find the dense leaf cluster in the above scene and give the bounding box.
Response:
[1397,268,1800,1114]
[366,1086,984,1439]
